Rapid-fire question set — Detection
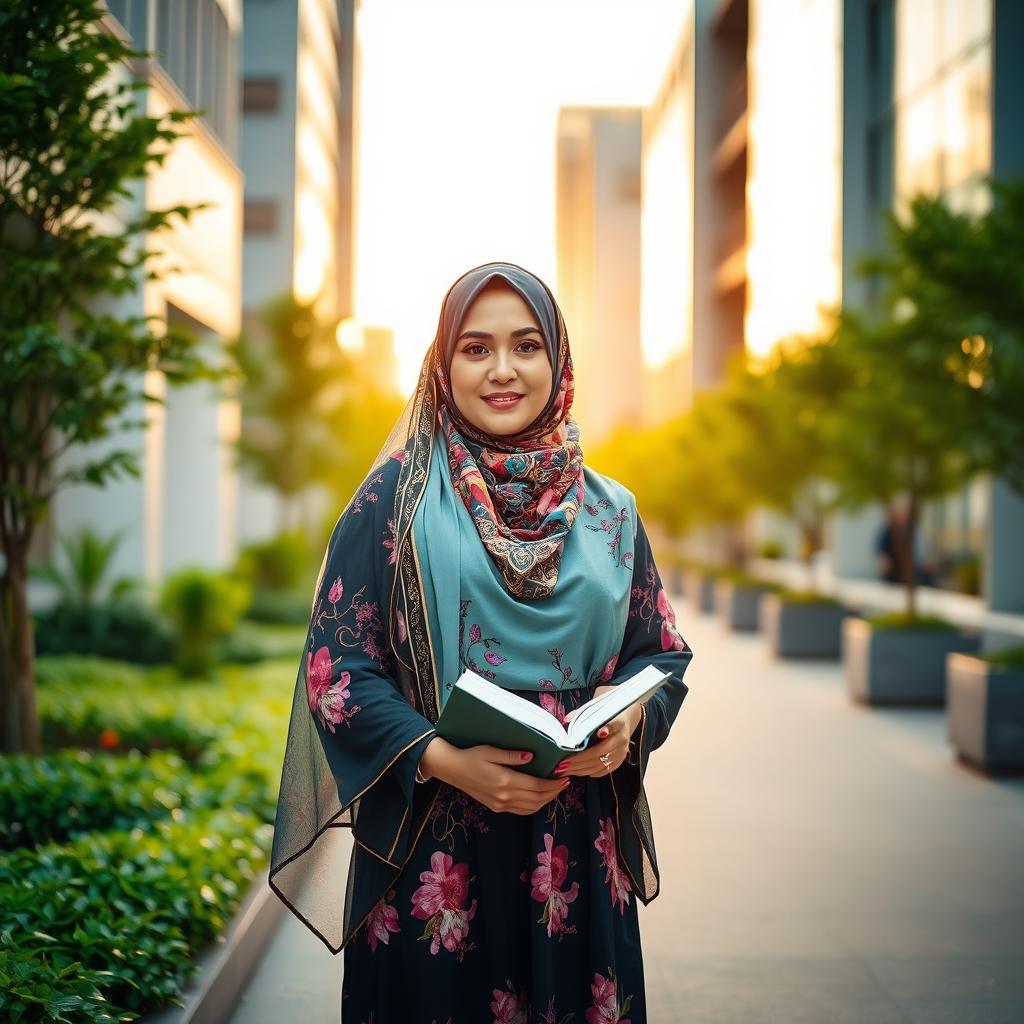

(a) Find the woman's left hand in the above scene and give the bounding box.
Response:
[555,703,642,778]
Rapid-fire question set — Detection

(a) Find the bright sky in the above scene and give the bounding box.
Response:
[354,0,689,393]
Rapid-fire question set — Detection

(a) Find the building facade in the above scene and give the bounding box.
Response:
[50,0,244,587]
[609,0,1021,610]
[555,107,644,444]
[238,0,359,543]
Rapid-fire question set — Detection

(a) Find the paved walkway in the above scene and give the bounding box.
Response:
[232,591,1024,1023]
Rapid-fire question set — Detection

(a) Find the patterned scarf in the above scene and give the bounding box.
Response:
[429,264,585,600]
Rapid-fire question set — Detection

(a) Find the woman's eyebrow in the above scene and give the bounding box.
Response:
[457,327,543,341]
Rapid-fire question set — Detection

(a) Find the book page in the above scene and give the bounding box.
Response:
[565,664,669,746]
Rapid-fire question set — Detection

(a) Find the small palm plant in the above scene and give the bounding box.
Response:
[30,528,137,610]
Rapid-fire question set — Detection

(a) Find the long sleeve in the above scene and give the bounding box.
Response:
[303,465,438,866]
[588,509,694,904]
[595,510,694,774]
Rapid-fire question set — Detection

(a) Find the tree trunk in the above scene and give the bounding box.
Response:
[0,544,41,754]
[902,498,919,620]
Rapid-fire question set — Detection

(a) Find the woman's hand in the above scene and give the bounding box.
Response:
[555,701,643,778]
[419,736,569,814]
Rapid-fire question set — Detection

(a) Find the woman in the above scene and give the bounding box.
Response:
[269,262,694,1023]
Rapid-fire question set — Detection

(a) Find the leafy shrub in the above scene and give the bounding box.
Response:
[865,611,959,631]
[159,569,250,676]
[33,601,175,665]
[216,620,307,664]
[777,589,843,605]
[0,808,272,1023]
[235,530,310,592]
[757,538,784,559]
[0,749,189,850]
[984,644,1024,668]
[242,587,313,625]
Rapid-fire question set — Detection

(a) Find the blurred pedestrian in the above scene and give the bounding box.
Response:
[876,497,936,586]
[269,262,695,1022]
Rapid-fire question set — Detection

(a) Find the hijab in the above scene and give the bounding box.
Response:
[431,263,585,599]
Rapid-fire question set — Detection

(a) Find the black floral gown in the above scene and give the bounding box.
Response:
[333,487,692,1022]
[341,680,647,1024]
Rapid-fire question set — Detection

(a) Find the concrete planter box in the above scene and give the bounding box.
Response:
[843,617,981,706]
[684,569,717,613]
[947,653,1024,770]
[762,593,850,659]
[714,579,776,632]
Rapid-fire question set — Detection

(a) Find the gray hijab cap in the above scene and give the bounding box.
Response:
[438,262,562,385]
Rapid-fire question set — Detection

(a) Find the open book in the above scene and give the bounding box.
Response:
[433,663,671,778]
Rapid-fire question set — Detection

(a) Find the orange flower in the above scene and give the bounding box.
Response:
[99,728,120,750]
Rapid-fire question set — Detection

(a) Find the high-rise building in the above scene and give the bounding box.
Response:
[238,0,360,543]
[48,0,245,585]
[638,0,1023,611]
[555,107,643,444]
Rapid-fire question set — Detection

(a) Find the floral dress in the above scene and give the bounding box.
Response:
[329,464,692,1022]
[275,450,693,1023]
[341,681,647,1024]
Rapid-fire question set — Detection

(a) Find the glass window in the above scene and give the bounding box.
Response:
[937,43,991,193]
[895,0,938,101]
[895,88,939,200]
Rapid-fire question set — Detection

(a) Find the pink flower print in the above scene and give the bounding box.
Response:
[365,888,400,952]
[656,587,687,652]
[536,485,558,517]
[469,622,482,644]
[484,650,506,667]
[585,971,632,1024]
[490,980,528,1024]
[383,517,398,564]
[327,576,343,604]
[410,850,478,957]
[530,833,579,938]
[306,646,357,732]
[539,691,569,726]
[396,608,407,644]
[598,654,619,682]
[594,817,632,914]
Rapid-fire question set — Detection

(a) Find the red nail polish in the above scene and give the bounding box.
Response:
[598,728,608,738]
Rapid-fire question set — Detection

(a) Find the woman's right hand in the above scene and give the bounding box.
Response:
[420,737,569,814]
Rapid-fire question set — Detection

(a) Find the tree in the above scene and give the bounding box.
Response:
[228,292,355,533]
[0,0,217,753]
[822,176,1024,617]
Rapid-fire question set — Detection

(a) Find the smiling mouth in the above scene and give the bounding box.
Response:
[482,394,524,407]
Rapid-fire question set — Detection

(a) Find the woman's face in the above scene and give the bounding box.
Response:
[448,282,554,436]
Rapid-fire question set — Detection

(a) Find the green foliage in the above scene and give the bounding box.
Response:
[33,600,176,665]
[0,0,221,754]
[235,530,311,592]
[0,655,293,1019]
[758,539,785,559]
[29,528,137,610]
[864,611,959,631]
[228,293,352,529]
[0,0,217,535]
[984,645,1024,668]
[0,808,272,1023]
[159,569,250,676]
[777,589,842,605]
[243,588,314,625]
[857,177,1024,496]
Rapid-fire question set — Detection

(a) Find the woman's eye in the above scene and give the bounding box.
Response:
[463,341,540,356]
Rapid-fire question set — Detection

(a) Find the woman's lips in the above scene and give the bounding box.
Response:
[482,394,524,409]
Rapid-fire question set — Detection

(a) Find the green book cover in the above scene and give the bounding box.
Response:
[434,663,671,778]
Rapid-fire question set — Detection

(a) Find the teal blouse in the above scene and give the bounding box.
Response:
[412,430,636,710]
